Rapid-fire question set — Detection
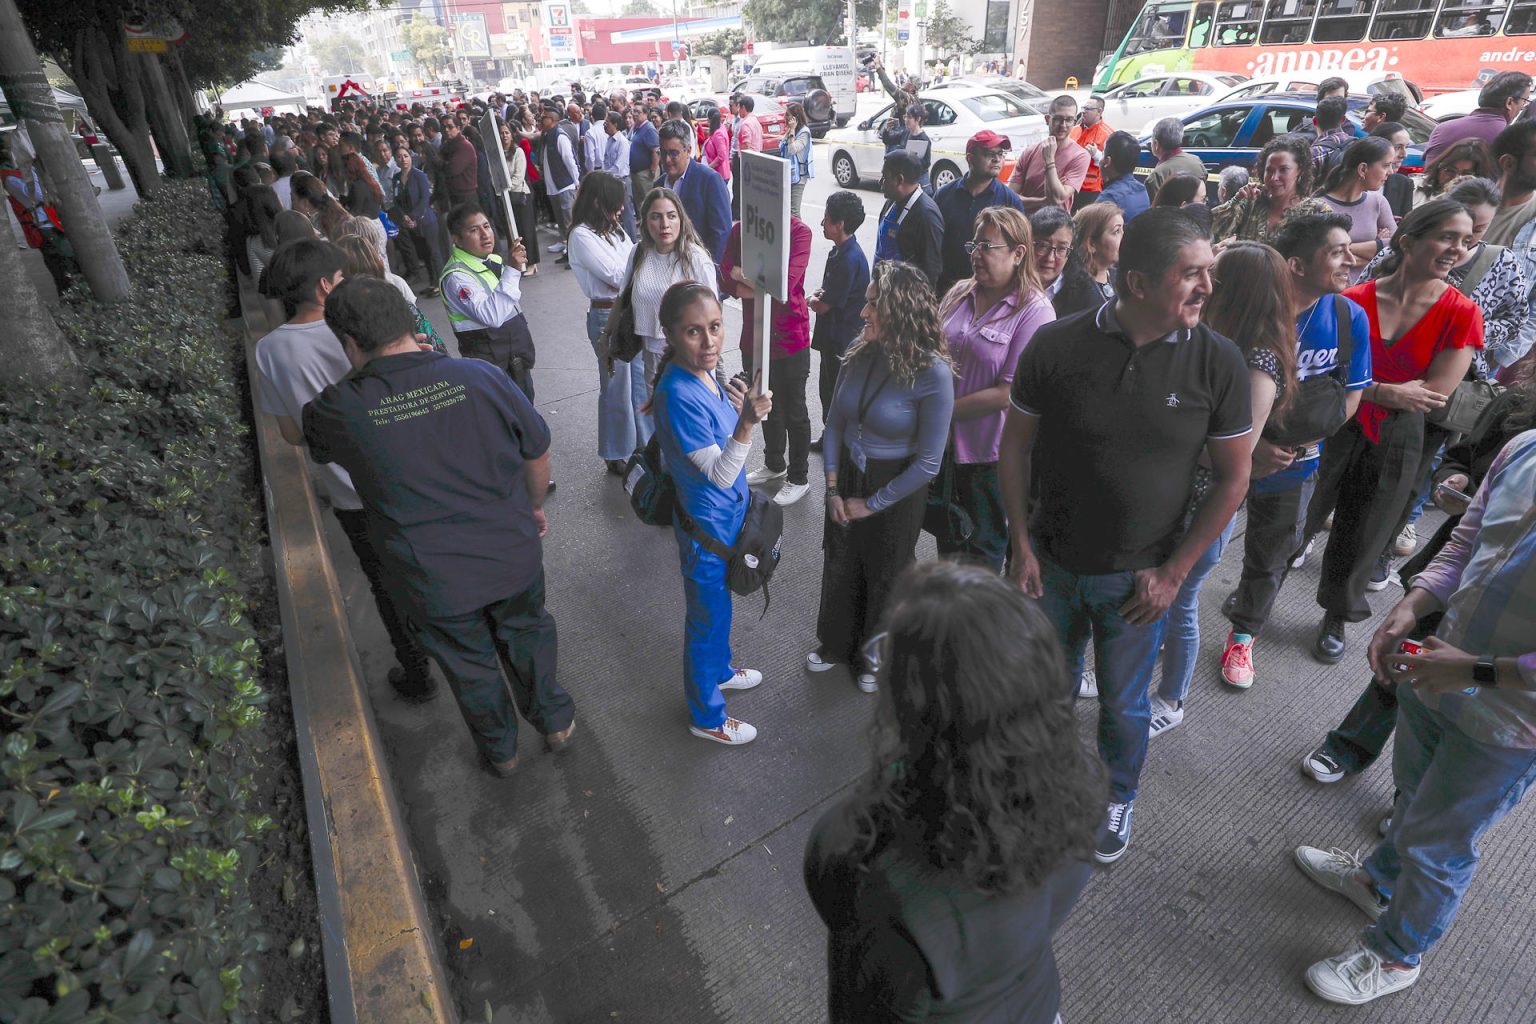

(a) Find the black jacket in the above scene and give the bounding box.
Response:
[880,189,944,289]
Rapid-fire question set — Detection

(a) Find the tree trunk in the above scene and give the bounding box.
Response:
[67,23,160,197]
[0,0,131,303]
[167,52,199,138]
[0,232,81,384]
[139,51,194,178]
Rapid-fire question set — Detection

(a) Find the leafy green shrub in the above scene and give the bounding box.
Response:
[1,182,280,1023]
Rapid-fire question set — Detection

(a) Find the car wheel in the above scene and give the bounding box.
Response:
[832,151,859,187]
[932,160,961,191]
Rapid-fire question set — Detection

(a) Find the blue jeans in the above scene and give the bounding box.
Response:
[1362,684,1536,966]
[1037,552,1167,803]
[673,524,734,729]
[586,307,650,460]
[1157,518,1235,704]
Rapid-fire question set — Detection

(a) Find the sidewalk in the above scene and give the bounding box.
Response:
[318,244,1536,1024]
[11,155,140,302]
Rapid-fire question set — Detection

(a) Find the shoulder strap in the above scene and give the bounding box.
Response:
[1331,294,1354,385]
[1456,243,1501,298]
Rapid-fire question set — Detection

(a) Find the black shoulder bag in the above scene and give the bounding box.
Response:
[1264,295,1356,448]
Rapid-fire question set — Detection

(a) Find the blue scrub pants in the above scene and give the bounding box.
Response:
[673,524,734,729]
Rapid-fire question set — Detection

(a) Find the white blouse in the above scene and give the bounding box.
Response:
[625,245,718,352]
[568,224,635,303]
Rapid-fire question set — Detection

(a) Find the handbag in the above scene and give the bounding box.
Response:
[623,433,676,527]
[1427,377,1504,438]
[604,248,645,365]
[1264,296,1354,448]
[377,210,400,238]
[922,449,974,545]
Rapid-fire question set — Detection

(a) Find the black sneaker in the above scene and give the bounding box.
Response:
[1094,801,1134,864]
[1313,613,1346,664]
[389,665,437,702]
[1366,552,1392,592]
[809,437,824,454]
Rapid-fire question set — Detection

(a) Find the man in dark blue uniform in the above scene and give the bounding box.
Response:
[303,277,575,777]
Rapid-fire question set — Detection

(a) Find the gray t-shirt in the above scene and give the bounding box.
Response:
[255,320,362,510]
[823,352,955,513]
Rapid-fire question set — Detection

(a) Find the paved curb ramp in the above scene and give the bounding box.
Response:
[237,287,457,1024]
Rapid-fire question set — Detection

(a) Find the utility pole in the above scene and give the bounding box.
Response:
[0,0,131,303]
[845,0,858,49]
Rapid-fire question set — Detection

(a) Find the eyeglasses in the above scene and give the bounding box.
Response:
[1048,114,1079,126]
[963,241,1012,255]
[1033,241,1072,258]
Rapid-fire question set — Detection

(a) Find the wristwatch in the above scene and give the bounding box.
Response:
[1473,657,1498,687]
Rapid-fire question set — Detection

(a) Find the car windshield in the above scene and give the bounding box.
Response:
[1344,97,1436,144]
[957,92,1035,121]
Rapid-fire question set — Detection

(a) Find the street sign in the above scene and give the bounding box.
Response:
[391,49,411,62]
[544,1,575,56]
[739,151,790,392]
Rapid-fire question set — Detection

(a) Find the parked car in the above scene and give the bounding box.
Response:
[687,93,788,152]
[823,84,1049,191]
[1420,87,1481,121]
[1135,93,1437,189]
[929,75,1056,115]
[1218,71,1423,105]
[1091,71,1250,135]
[727,72,837,136]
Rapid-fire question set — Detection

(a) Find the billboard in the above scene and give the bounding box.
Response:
[543,1,575,57]
[454,13,492,59]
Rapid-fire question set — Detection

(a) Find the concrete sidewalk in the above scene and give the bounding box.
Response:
[319,223,1535,1024]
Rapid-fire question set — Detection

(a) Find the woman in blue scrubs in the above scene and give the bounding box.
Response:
[651,281,775,745]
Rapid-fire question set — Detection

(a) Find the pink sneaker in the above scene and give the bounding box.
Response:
[1221,631,1255,689]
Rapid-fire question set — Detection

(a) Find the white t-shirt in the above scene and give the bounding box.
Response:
[254,320,362,510]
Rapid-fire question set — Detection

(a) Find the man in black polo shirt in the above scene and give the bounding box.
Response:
[998,208,1252,863]
[303,277,575,778]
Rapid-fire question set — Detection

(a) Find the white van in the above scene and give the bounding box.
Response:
[743,46,857,126]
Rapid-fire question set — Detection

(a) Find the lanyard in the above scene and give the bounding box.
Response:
[854,362,892,437]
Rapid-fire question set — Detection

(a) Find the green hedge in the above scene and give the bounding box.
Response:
[0,182,278,1023]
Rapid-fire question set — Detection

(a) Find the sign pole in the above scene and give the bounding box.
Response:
[738,150,791,399]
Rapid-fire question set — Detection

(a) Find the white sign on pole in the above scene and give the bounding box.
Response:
[481,109,519,246]
[739,150,790,394]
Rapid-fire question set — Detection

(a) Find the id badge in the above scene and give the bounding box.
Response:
[849,439,868,472]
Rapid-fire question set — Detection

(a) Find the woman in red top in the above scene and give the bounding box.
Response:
[1305,198,1482,663]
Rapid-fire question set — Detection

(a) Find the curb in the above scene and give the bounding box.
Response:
[237,284,458,1024]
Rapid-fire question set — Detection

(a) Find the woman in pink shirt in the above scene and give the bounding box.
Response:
[703,108,731,182]
[937,206,1055,570]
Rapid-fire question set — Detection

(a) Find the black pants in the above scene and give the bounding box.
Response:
[410,570,573,763]
[816,346,841,425]
[1305,414,1438,622]
[730,153,742,216]
[510,196,541,265]
[746,347,811,485]
[1319,612,1442,773]
[459,329,536,402]
[817,455,927,665]
[406,222,447,284]
[1227,475,1315,636]
[333,508,431,680]
[935,461,1008,573]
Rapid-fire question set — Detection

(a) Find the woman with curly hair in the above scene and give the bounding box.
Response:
[804,559,1104,1022]
[1212,134,1330,245]
[807,261,955,693]
[1414,138,1494,208]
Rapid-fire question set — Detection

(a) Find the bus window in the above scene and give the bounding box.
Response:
[1191,2,1217,44]
[1435,0,1510,35]
[1312,0,1373,40]
[1261,0,1320,43]
[1214,0,1263,43]
[1126,3,1195,54]
[1370,0,1442,39]
[1510,0,1536,31]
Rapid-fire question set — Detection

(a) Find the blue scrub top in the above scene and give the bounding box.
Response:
[654,362,748,546]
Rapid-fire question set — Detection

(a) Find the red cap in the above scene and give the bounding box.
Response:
[967,129,1012,153]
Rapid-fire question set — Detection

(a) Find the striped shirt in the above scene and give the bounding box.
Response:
[1413,429,1536,748]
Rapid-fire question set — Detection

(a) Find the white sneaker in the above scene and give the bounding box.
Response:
[1148,697,1184,738]
[1305,944,1420,1005]
[746,466,786,486]
[1290,536,1316,570]
[690,717,757,745]
[805,650,837,673]
[774,481,811,505]
[1076,670,1098,699]
[548,242,567,254]
[857,671,878,694]
[1293,846,1388,920]
[719,668,762,691]
[1393,522,1417,557]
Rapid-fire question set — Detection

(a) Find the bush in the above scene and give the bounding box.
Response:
[0,182,279,1023]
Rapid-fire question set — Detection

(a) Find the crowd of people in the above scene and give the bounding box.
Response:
[204,74,1536,1020]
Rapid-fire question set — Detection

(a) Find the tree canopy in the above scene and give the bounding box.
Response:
[400,14,452,77]
[742,0,880,46]
[694,29,746,60]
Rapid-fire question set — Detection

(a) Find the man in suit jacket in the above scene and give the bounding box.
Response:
[658,118,732,267]
[874,150,944,289]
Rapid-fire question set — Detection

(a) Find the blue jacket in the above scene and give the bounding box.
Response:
[393,166,436,224]
[1096,172,1150,222]
[668,159,733,266]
